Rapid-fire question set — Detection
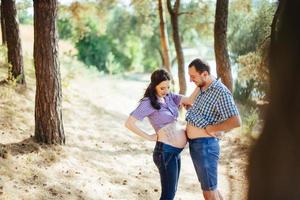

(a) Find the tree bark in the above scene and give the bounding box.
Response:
[167,0,186,95]
[34,0,65,144]
[214,0,232,92]
[2,0,25,84]
[248,1,300,199]
[158,0,171,73]
[0,2,6,45]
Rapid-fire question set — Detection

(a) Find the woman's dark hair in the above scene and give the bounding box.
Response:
[188,58,211,74]
[142,69,171,110]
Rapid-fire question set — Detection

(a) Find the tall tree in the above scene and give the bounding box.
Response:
[0,2,6,45]
[167,0,186,95]
[33,0,65,144]
[2,0,25,84]
[214,0,232,92]
[248,1,300,199]
[158,0,171,74]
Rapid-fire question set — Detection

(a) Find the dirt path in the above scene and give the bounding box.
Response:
[0,68,249,199]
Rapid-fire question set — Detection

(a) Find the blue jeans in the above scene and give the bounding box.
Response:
[153,142,183,200]
[189,137,220,191]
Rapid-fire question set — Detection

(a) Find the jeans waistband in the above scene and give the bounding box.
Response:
[154,141,183,154]
[188,137,219,145]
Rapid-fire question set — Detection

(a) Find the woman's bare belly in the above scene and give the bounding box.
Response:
[157,121,187,148]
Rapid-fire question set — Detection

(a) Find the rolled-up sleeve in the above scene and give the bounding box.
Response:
[169,93,182,107]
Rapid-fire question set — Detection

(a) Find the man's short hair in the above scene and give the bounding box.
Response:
[188,58,210,75]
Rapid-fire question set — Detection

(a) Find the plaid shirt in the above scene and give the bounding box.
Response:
[185,79,239,128]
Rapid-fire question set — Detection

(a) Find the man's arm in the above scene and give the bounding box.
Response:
[205,115,241,137]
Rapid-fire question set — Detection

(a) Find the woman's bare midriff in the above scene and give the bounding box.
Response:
[157,121,187,148]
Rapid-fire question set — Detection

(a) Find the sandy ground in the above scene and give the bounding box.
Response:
[0,67,249,200]
[0,25,249,200]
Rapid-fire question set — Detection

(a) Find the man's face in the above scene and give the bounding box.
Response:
[188,66,208,88]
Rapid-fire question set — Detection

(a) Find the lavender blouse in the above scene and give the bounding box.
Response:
[130,93,182,132]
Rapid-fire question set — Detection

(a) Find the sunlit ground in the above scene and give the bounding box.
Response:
[0,25,249,200]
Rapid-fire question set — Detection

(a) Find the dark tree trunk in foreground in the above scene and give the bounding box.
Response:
[167,0,186,95]
[2,0,25,84]
[1,2,6,45]
[158,0,171,74]
[34,0,65,144]
[248,1,300,200]
[214,0,232,92]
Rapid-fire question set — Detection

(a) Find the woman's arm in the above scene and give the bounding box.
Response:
[180,86,200,106]
[125,116,157,141]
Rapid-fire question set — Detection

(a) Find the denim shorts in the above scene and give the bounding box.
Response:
[189,137,220,191]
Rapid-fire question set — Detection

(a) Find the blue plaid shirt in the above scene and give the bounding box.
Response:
[186,79,239,128]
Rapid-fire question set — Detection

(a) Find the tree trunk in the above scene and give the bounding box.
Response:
[167,0,186,95]
[33,0,65,144]
[248,1,300,199]
[0,2,6,45]
[214,0,232,92]
[2,0,25,84]
[158,0,171,73]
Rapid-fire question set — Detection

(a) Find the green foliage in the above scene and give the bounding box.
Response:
[0,45,20,85]
[179,1,215,44]
[58,0,232,75]
[57,15,74,40]
[0,45,8,64]
[110,48,132,71]
[7,64,22,86]
[76,33,112,72]
[228,0,275,61]
[74,18,132,73]
[229,0,275,103]
[237,41,270,100]
[233,79,255,105]
[143,33,161,72]
[17,0,33,24]
[106,7,137,43]
[106,53,121,75]
[239,105,261,137]
[106,6,160,72]
[244,108,259,133]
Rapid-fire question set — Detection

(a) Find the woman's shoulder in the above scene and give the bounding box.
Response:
[138,97,152,106]
[140,97,150,102]
[168,92,182,100]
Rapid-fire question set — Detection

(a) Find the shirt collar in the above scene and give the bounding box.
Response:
[201,78,219,93]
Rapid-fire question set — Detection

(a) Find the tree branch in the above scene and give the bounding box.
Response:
[166,0,174,15]
[177,11,194,16]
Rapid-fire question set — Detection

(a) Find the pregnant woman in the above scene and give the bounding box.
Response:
[125,69,199,200]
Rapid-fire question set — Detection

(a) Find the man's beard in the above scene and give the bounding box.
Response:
[197,80,206,89]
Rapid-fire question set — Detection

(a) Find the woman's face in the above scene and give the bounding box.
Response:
[155,80,170,97]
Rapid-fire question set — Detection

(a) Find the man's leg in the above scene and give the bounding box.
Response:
[189,138,220,200]
[203,190,223,200]
[218,190,223,200]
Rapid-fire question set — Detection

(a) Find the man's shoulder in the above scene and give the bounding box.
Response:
[207,80,233,101]
[212,80,232,95]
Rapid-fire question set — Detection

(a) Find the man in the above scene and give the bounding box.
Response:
[186,58,241,200]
